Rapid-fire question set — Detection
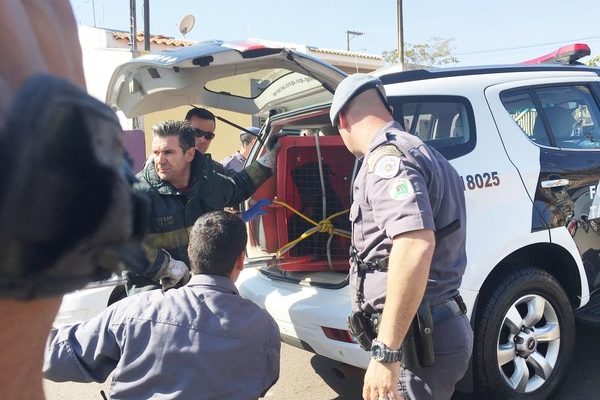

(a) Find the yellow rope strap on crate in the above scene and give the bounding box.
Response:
[272,198,351,258]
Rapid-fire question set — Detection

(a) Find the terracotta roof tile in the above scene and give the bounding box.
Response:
[112,31,193,47]
[309,47,382,60]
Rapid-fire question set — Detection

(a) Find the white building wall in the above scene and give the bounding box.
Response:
[78,26,134,129]
[78,26,133,102]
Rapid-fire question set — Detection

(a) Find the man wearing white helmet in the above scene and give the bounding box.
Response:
[331,73,472,400]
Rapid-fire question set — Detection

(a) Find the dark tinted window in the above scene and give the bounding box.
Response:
[388,96,476,160]
[501,84,600,150]
[500,89,551,146]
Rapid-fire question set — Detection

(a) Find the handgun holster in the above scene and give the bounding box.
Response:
[348,311,377,351]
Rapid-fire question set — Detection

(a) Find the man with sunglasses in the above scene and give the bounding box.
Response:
[185,107,238,177]
[127,120,279,294]
[185,107,216,154]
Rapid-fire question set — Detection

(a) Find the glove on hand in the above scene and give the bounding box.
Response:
[241,199,272,222]
[257,135,282,169]
[154,249,190,290]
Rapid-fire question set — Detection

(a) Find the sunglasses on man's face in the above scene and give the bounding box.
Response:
[194,129,215,140]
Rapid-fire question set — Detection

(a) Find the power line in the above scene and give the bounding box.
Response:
[456,34,600,56]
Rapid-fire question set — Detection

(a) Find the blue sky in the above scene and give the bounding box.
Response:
[71,0,600,66]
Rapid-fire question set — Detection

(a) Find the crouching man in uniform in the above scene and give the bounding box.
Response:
[330,74,473,400]
[44,211,281,400]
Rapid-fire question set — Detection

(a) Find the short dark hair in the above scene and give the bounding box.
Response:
[152,120,196,152]
[188,211,247,276]
[185,107,215,122]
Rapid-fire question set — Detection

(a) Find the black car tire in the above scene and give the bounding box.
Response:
[473,266,575,400]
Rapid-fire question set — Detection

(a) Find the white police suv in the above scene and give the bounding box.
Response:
[236,44,600,400]
[57,41,600,400]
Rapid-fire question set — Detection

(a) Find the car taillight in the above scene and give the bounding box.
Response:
[321,326,355,343]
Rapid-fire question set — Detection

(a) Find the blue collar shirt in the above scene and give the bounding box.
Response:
[44,274,280,400]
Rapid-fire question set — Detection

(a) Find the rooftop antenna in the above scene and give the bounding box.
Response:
[178,14,195,37]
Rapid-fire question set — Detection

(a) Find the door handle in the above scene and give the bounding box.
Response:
[541,179,570,188]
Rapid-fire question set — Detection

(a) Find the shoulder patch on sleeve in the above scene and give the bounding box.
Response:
[388,178,414,200]
[368,145,402,178]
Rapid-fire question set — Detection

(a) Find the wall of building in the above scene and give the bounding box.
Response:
[78,26,132,113]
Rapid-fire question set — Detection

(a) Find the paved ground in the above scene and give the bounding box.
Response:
[44,321,599,399]
[43,342,362,400]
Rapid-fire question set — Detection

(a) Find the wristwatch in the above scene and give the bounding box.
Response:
[370,339,402,363]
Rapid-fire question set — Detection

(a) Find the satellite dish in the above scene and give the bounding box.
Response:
[178,14,195,36]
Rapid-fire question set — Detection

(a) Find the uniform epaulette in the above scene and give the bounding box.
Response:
[367,144,401,173]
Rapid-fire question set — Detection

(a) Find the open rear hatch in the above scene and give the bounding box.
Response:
[106,40,345,118]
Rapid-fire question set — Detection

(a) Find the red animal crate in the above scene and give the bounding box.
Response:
[257,135,355,272]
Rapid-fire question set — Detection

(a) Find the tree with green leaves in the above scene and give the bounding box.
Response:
[587,54,600,66]
[383,36,458,66]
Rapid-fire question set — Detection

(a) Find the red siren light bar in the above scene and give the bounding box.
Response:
[521,43,591,65]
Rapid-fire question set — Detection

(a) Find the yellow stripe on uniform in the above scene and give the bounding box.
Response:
[142,227,192,261]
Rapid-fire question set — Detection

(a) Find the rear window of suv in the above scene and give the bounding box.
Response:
[500,84,600,150]
[388,95,476,160]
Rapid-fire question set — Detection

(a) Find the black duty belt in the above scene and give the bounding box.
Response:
[371,294,467,331]
[359,294,467,368]
[430,294,467,324]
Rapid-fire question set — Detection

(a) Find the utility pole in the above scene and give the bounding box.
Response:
[91,0,97,27]
[143,0,150,51]
[346,30,364,51]
[129,0,137,52]
[397,0,404,63]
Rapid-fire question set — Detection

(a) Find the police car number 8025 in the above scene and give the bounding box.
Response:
[461,172,500,191]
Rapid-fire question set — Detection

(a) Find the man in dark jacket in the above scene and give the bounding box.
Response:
[128,120,276,293]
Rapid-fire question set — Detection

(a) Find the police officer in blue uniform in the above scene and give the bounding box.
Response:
[330,74,473,400]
